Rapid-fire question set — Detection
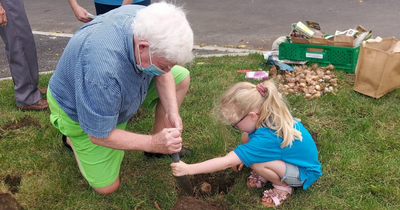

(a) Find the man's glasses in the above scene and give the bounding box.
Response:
[231,113,249,130]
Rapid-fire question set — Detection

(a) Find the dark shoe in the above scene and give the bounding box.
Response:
[17,99,49,111]
[144,147,193,159]
[62,135,73,152]
[144,151,167,158]
[177,147,193,158]
[38,87,47,95]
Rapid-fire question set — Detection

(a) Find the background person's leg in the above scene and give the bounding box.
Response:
[0,0,41,107]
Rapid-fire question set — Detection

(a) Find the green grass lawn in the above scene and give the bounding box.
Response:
[1,53,399,209]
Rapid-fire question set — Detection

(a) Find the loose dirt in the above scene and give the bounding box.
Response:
[0,192,22,210]
[172,171,236,210]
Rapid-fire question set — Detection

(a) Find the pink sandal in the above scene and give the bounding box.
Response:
[246,171,268,188]
[261,184,292,207]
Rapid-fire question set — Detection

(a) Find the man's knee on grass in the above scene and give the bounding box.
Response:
[93,177,120,195]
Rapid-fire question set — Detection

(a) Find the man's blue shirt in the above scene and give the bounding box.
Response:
[49,5,153,138]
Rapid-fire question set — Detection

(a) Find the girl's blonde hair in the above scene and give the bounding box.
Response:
[219,80,302,148]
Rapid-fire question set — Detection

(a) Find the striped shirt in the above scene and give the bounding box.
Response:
[49,5,153,138]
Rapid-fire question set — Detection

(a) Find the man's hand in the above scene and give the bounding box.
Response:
[0,3,7,27]
[171,160,190,176]
[164,112,183,133]
[150,128,182,154]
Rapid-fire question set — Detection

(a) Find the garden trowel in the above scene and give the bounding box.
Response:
[171,153,193,195]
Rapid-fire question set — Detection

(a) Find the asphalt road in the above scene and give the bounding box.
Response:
[1,0,399,78]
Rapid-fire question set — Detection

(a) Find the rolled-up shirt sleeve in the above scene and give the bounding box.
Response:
[77,75,122,138]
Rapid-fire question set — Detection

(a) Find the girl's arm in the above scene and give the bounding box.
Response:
[231,132,249,172]
[67,0,92,23]
[171,151,242,176]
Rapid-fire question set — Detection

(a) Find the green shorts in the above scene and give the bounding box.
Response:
[48,66,189,188]
[140,65,189,109]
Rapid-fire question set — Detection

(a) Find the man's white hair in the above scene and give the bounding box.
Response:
[133,1,194,66]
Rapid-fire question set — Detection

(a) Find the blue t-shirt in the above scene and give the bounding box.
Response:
[94,0,145,6]
[233,121,322,190]
[49,5,153,138]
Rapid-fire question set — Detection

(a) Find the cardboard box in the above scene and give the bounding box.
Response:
[291,37,309,44]
[309,37,328,45]
[328,34,354,47]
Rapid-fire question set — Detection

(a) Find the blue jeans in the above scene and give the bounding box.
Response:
[281,162,305,187]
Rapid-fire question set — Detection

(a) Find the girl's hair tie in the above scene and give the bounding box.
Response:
[256,83,268,97]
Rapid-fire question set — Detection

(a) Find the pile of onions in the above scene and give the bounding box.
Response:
[273,63,338,99]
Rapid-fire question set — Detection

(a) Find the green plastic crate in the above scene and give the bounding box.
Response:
[279,42,360,73]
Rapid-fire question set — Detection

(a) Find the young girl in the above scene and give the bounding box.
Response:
[171,80,322,207]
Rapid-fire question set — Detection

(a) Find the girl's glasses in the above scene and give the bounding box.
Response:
[231,113,249,130]
[231,113,259,130]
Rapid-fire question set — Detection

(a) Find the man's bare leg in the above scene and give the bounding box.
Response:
[145,75,190,157]
[153,75,190,134]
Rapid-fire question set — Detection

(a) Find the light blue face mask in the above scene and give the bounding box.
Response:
[136,44,166,76]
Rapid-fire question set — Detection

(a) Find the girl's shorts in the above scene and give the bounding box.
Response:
[281,162,305,187]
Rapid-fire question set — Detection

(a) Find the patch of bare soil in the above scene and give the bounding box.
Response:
[0,192,22,210]
[3,175,21,194]
[0,116,40,140]
[173,171,236,209]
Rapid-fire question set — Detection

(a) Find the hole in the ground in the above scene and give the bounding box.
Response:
[1,116,41,131]
[0,116,41,140]
[172,170,235,209]
[3,174,22,194]
[176,170,236,197]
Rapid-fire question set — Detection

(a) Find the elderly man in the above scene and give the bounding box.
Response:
[47,2,193,194]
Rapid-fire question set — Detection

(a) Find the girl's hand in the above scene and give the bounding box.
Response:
[171,161,189,176]
[231,163,244,172]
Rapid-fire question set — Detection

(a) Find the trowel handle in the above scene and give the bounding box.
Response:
[171,153,180,163]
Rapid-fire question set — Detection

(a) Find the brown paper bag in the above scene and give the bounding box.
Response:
[353,37,400,98]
